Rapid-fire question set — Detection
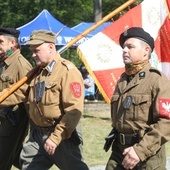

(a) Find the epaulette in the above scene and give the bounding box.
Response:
[61,59,74,70]
[149,67,161,76]
[18,54,31,68]
[120,72,126,77]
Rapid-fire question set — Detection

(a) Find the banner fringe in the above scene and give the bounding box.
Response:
[77,48,111,105]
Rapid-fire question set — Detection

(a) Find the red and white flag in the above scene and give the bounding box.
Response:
[77,0,170,104]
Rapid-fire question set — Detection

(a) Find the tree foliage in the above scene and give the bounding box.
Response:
[0,0,94,28]
[0,0,143,66]
[0,0,143,27]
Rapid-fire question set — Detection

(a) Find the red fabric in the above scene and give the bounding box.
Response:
[70,82,81,98]
[158,98,170,118]
[78,0,170,104]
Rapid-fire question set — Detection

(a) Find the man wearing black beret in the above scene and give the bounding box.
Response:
[0,27,32,170]
[105,27,170,169]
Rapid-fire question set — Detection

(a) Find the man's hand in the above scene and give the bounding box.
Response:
[122,146,140,169]
[44,138,57,155]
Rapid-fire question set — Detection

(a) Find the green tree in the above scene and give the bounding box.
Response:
[0,0,94,28]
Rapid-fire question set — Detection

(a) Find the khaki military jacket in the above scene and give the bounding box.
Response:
[29,54,84,145]
[1,54,84,146]
[111,63,170,161]
[0,49,32,96]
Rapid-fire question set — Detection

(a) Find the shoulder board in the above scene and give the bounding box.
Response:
[61,59,74,70]
[120,72,126,77]
[18,54,32,68]
[149,67,161,76]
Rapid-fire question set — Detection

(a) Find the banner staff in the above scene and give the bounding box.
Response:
[58,0,136,54]
[0,0,136,103]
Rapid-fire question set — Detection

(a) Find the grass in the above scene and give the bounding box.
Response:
[12,101,170,169]
[81,101,111,167]
[166,142,170,157]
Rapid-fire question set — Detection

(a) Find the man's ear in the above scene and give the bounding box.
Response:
[9,38,16,47]
[144,46,150,56]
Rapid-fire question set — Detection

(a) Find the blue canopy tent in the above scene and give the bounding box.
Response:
[71,22,112,37]
[17,9,89,46]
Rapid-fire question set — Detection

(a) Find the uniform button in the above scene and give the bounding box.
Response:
[6,76,9,81]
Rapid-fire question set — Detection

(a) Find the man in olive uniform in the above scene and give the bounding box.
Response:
[0,28,32,170]
[104,27,170,169]
[0,30,89,170]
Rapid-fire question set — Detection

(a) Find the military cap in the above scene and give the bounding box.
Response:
[119,27,154,51]
[25,30,56,45]
[0,27,20,38]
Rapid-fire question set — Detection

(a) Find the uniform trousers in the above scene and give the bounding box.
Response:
[20,126,89,170]
[0,105,29,170]
[105,142,166,170]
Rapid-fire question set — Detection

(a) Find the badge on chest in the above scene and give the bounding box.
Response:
[123,96,133,109]
[36,81,45,102]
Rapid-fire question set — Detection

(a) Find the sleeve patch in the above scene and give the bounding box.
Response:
[70,82,81,98]
[158,98,170,119]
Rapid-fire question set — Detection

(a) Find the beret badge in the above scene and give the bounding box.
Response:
[30,34,36,40]
[123,30,128,36]
[119,27,154,52]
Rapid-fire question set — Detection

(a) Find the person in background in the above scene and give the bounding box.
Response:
[0,27,32,170]
[104,27,170,169]
[81,66,96,101]
[0,30,89,170]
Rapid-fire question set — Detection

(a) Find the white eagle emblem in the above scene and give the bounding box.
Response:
[162,102,170,113]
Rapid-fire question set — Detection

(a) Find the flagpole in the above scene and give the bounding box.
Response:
[0,0,136,103]
[58,0,136,54]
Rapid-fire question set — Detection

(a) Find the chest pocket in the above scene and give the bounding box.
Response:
[0,74,14,91]
[28,80,59,105]
[42,81,59,105]
[125,94,151,121]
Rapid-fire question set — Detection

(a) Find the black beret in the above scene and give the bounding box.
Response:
[119,27,154,51]
[0,27,20,38]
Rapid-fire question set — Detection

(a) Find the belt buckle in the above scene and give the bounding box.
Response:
[120,133,125,145]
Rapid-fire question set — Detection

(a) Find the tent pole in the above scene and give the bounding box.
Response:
[0,0,136,103]
[58,0,136,54]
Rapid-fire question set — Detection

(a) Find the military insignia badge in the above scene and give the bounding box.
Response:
[139,72,145,78]
[36,81,45,102]
[123,30,128,36]
[123,96,133,109]
[70,82,81,98]
[158,98,170,119]
[30,34,35,40]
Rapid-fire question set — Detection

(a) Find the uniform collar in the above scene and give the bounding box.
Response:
[4,49,20,66]
[42,53,60,74]
[118,63,151,93]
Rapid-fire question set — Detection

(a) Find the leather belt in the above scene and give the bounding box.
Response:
[116,132,139,145]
